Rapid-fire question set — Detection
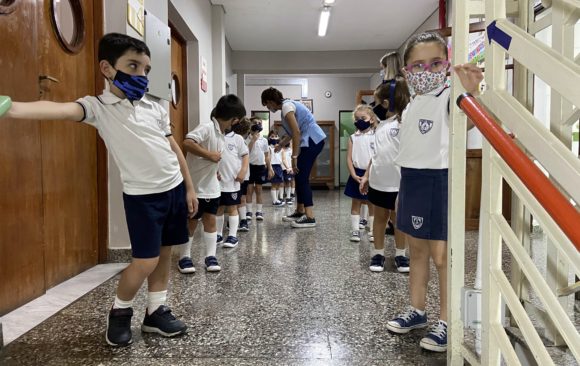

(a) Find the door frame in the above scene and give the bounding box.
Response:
[169,21,189,144]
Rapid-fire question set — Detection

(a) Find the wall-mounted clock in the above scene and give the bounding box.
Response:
[324,90,332,98]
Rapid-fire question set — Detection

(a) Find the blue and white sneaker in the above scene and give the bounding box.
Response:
[420,320,448,352]
[177,257,196,274]
[216,234,224,245]
[255,211,264,221]
[350,230,360,242]
[246,212,253,221]
[223,236,239,248]
[386,308,428,334]
[273,200,285,207]
[359,219,368,230]
[204,256,221,272]
[395,255,410,273]
[369,254,385,272]
[238,219,249,232]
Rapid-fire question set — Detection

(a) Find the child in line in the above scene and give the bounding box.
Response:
[281,143,295,205]
[385,31,483,353]
[359,77,410,273]
[216,118,250,248]
[246,117,270,221]
[345,106,376,242]
[268,130,285,206]
[177,95,246,274]
[233,117,252,232]
[1,33,196,347]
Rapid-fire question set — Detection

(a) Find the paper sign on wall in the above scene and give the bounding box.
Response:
[127,0,145,36]
[201,57,208,93]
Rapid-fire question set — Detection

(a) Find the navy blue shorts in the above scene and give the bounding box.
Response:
[240,180,249,196]
[220,191,241,206]
[283,170,294,182]
[368,186,398,210]
[270,164,284,184]
[397,168,448,241]
[123,182,189,259]
[249,164,267,184]
[344,168,368,200]
[192,197,220,220]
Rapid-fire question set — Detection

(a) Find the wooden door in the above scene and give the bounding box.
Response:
[0,0,101,314]
[0,0,46,314]
[39,0,99,287]
[169,26,188,149]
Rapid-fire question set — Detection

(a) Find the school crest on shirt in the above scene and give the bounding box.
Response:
[389,128,399,137]
[156,119,165,130]
[370,141,375,152]
[412,215,424,230]
[418,119,433,134]
[228,143,235,151]
[231,192,238,200]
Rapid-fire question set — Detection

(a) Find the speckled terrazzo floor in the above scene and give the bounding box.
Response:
[1,189,572,366]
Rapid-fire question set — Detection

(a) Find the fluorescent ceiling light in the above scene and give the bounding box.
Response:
[323,0,335,4]
[318,7,331,37]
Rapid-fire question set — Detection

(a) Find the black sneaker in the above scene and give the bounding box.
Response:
[239,219,249,232]
[369,254,385,272]
[394,255,410,273]
[282,211,304,222]
[205,256,221,272]
[106,307,133,347]
[142,305,187,337]
[291,216,316,228]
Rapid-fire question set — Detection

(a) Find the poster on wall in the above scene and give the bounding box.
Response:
[200,57,208,93]
[127,0,145,36]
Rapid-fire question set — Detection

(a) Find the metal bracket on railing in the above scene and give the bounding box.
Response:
[558,281,580,297]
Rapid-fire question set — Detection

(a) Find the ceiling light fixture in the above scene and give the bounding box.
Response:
[318,6,331,37]
[323,0,336,4]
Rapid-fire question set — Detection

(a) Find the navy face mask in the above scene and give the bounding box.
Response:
[112,69,149,101]
[354,119,371,131]
[251,124,263,132]
[372,104,387,120]
[268,138,279,145]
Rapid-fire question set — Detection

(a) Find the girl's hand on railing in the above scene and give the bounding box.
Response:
[453,63,484,96]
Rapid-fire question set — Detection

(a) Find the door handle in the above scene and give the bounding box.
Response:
[39,75,60,83]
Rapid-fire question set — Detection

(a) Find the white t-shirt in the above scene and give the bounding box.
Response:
[248,136,269,165]
[395,86,450,169]
[185,118,224,199]
[219,132,249,192]
[77,91,182,195]
[351,129,376,170]
[369,116,401,192]
[269,146,283,165]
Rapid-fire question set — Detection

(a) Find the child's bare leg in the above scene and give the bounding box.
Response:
[429,240,447,321]
[408,235,430,311]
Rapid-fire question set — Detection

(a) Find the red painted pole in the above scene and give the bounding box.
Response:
[457,93,580,251]
[439,0,447,29]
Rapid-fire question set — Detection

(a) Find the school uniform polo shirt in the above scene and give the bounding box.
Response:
[76,90,182,195]
[369,116,401,192]
[247,136,269,165]
[219,132,249,193]
[269,146,282,165]
[395,86,451,169]
[350,129,375,170]
[186,118,224,199]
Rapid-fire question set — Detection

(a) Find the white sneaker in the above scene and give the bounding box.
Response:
[350,231,361,242]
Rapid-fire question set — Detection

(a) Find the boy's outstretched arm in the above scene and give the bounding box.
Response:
[2,98,85,122]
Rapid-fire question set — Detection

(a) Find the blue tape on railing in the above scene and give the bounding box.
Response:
[487,20,512,51]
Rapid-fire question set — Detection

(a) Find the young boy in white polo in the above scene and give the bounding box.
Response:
[246,116,270,221]
[216,119,250,248]
[1,33,197,347]
[177,94,246,274]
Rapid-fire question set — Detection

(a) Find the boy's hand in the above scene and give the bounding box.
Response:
[268,168,274,180]
[452,63,484,96]
[0,96,12,118]
[359,176,369,195]
[350,173,362,184]
[208,151,222,163]
[187,189,198,218]
[274,144,282,153]
[292,158,299,174]
[235,172,245,183]
[217,172,222,181]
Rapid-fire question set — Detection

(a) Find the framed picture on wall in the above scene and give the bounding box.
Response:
[295,99,313,113]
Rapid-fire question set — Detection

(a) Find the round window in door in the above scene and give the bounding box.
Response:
[50,0,85,54]
[0,0,17,14]
[171,73,181,108]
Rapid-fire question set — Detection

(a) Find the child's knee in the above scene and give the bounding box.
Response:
[130,257,160,276]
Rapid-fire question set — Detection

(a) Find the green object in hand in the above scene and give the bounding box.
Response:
[0,96,12,118]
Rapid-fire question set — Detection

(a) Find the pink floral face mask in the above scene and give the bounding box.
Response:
[405,70,447,95]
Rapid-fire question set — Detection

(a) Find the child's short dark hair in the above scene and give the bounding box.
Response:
[403,32,448,65]
[98,33,151,67]
[212,94,246,121]
[233,117,251,136]
[375,76,410,121]
[261,87,284,106]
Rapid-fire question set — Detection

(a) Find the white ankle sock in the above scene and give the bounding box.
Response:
[204,231,217,257]
[238,205,246,219]
[368,216,375,231]
[361,205,368,220]
[395,248,407,257]
[371,248,384,257]
[228,215,239,237]
[271,189,278,203]
[113,295,134,309]
[414,307,426,316]
[257,204,263,212]
[179,236,193,259]
[216,215,224,236]
[147,290,167,314]
[351,214,360,232]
